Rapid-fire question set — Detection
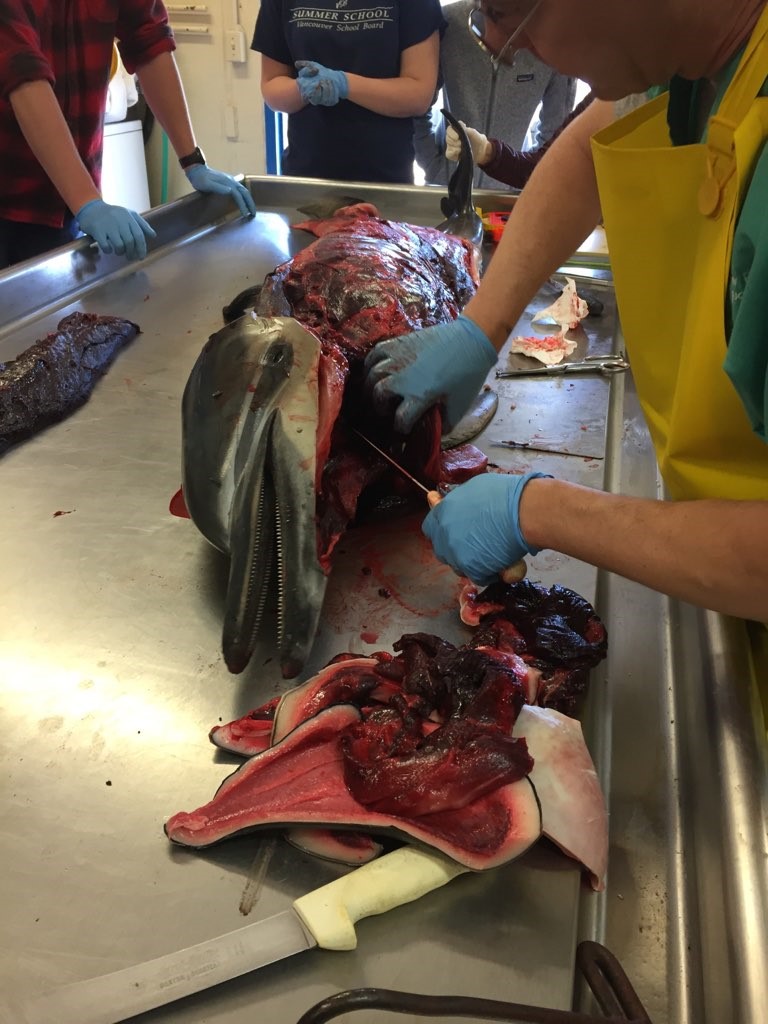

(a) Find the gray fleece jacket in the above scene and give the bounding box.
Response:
[414,0,577,189]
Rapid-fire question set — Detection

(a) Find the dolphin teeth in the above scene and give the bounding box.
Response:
[269,329,326,679]
[222,425,277,675]
[182,315,324,678]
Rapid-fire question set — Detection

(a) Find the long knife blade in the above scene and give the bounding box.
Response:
[352,427,431,498]
[12,846,468,1024]
[14,909,315,1024]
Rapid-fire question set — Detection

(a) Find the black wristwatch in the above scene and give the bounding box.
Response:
[179,146,206,170]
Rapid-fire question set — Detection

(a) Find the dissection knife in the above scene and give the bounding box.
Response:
[353,428,527,584]
[353,427,443,508]
[11,847,468,1024]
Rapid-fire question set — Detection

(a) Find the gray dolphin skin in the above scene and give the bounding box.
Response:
[181,314,326,679]
[435,109,485,252]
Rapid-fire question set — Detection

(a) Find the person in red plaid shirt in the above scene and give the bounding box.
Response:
[0,0,256,269]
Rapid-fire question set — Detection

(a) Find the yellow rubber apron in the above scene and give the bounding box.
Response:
[592,11,768,728]
[592,8,768,502]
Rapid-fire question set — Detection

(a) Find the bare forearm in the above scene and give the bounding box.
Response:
[464,99,614,350]
[345,74,433,117]
[521,479,768,620]
[262,75,306,114]
[9,80,100,213]
[135,52,195,158]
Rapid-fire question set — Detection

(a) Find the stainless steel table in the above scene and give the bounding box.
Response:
[1,178,766,1024]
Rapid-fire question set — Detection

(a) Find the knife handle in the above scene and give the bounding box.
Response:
[293,846,469,951]
[427,491,527,585]
[500,561,527,583]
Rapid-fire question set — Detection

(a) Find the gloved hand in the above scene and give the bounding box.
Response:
[185,164,257,218]
[75,199,156,261]
[295,60,349,107]
[364,315,498,434]
[445,121,493,166]
[423,472,551,586]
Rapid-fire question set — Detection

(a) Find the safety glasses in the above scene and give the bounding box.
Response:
[467,0,544,69]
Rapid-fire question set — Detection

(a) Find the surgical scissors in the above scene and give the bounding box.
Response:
[495,354,629,379]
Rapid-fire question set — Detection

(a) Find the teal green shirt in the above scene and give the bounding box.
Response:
[664,56,768,440]
[725,140,768,438]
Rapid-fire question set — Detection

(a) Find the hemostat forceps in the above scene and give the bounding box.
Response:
[495,354,629,379]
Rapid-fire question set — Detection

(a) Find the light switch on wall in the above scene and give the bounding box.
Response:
[225,26,248,63]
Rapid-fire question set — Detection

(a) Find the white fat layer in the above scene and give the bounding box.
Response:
[513,705,608,891]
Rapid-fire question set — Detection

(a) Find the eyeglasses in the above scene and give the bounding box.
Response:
[467,0,544,69]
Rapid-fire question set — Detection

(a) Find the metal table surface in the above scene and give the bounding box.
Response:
[1,178,766,1024]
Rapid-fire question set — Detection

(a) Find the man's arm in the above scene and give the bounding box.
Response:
[10,79,157,259]
[133,51,195,159]
[138,50,255,218]
[464,98,615,349]
[521,480,768,621]
[8,81,101,214]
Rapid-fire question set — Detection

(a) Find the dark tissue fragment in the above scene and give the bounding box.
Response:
[477,580,607,669]
[0,313,139,453]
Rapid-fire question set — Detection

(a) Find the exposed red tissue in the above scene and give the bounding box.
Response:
[176,580,608,886]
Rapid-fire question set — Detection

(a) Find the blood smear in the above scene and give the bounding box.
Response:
[169,488,190,519]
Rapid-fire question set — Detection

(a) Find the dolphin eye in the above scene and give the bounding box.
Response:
[263,341,292,367]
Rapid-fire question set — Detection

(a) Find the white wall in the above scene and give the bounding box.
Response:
[145,0,265,205]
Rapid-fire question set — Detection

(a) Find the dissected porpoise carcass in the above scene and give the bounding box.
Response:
[181,128,496,679]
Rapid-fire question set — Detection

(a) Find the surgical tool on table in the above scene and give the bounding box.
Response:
[495,354,629,379]
[488,439,604,459]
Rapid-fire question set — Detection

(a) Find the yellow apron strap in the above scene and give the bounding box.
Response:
[700,4,768,216]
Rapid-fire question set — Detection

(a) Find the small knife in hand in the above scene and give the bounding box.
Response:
[353,428,527,584]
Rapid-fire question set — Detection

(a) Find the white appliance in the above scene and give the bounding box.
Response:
[101,120,151,213]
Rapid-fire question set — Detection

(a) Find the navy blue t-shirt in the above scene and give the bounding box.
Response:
[252,0,445,183]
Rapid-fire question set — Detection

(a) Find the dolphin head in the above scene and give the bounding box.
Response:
[181,314,326,678]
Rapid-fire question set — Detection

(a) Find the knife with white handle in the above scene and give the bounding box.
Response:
[10,847,470,1024]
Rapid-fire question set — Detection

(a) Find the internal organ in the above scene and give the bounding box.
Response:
[254,204,484,566]
[169,581,609,887]
[213,580,608,758]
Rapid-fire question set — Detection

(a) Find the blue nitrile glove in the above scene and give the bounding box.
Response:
[364,315,498,434]
[75,199,156,261]
[185,164,257,218]
[295,60,349,106]
[423,472,552,586]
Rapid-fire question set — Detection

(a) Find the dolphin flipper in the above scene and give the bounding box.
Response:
[436,109,484,251]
